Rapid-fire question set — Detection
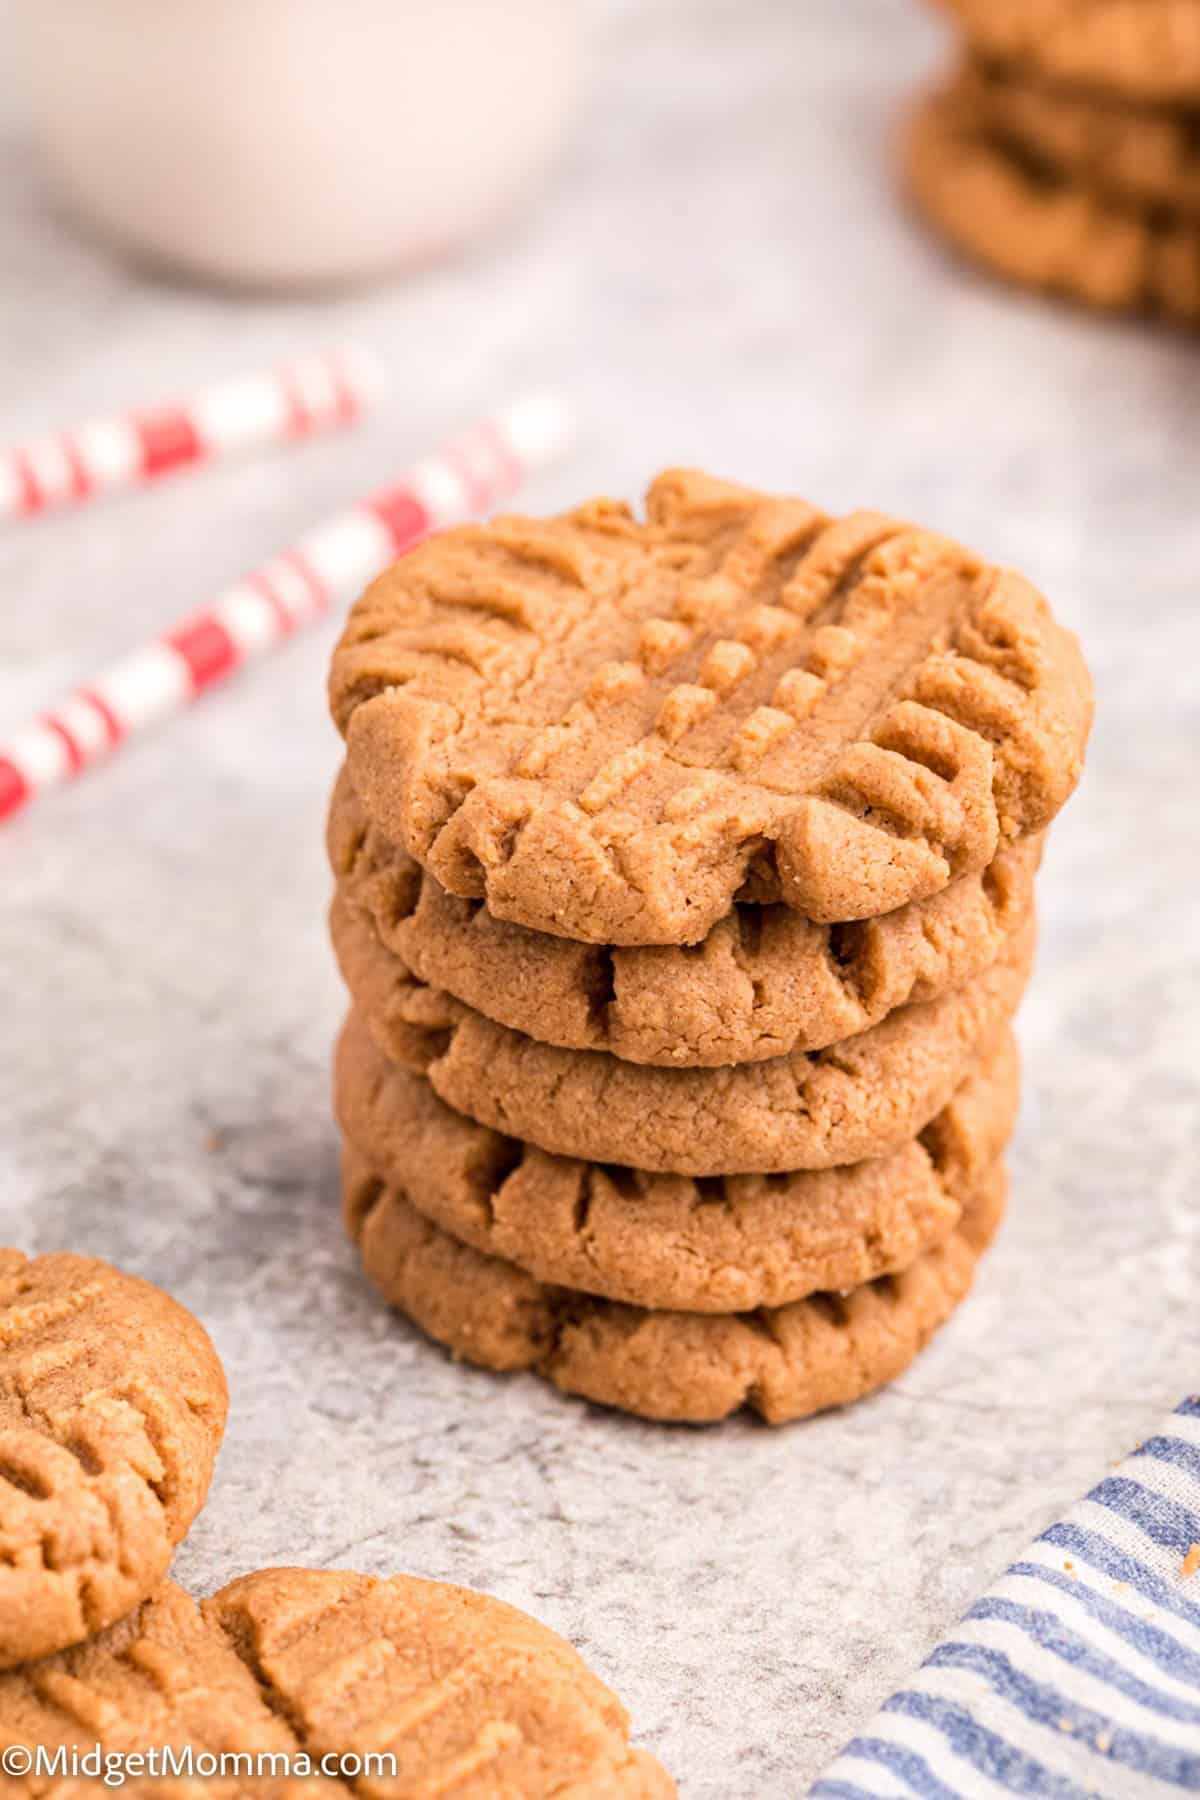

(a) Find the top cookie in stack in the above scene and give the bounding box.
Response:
[907,0,1200,321]
[331,470,1087,943]
[327,470,1092,1423]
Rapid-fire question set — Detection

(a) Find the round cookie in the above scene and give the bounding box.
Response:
[960,57,1200,217]
[0,1250,227,1671]
[343,1145,1008,1425]
[934,0,1200,105]
[336,1015,1020,1312]
[331,901,1035,1175]
[0,1569,673,1798]
[330,469,1091,944]
[329,762,1042,1068]
[905,76,1200,323]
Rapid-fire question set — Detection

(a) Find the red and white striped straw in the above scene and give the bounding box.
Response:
[0,346,383,524]
[0,394,571,825]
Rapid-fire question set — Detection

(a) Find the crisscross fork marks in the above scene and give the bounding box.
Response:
[335,1026,1019,1316]
[334,469,1089,944]
[201,1568,673,1796]
[332,907,1035,1178]
[0,1252,226,1671]
[330,762,1041,1070]
[342,1142,1007,1425]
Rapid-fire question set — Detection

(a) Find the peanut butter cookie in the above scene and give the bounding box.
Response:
[330,762,1041,1068]
[960,57,1200,216]
[906,74,1200,322]
[332,905,1034,1175]
[935,0,1200,104]
[330,471,1090,944]
[0,1250,227,1671]
[0,1569,673,1796]
[343,1145,1007,1425]
[336,1019,1018,1312]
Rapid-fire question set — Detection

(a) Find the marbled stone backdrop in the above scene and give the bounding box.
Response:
[1,3,1197,1793]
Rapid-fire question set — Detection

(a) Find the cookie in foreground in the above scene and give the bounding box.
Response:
[0,1249,227,1670]
[0,1568,674,1797]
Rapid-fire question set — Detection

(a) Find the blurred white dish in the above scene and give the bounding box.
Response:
[18,0,581,289]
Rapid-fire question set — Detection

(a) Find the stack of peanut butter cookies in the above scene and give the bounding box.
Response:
[328,470,1092,1425]
[907,0,1200,321]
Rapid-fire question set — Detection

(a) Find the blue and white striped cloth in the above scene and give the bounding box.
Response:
[811,1396,1200,1799]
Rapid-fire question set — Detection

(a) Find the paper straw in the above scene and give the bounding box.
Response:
[0,346,384,524]
[0,394,571,825]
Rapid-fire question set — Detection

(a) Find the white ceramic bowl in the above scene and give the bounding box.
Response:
[19,0,581,289]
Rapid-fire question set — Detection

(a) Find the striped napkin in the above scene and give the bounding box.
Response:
[811,1397,1200,1799]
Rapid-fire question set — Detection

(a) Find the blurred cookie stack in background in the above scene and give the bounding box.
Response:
[906,0,1200,322]
[326,471,1092,1425]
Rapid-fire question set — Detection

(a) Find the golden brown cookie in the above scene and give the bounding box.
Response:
[0,1250,227,1672]
[934,0,1200,104]
[343,1144,1007,1425]
[336,1013,1019,1312]
[905,74,1200,322]
[332,904,1034,1175]
[0,1569,673,1798]
[330,761,1042,1069]
[0,1581,340,1800]
[961,57,1200,216]
[330,470,1091,944]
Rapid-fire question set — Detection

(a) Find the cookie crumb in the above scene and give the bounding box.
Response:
[1183,1544,1200,1580]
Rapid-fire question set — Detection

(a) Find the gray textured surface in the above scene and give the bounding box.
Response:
[1,2,1198,1793]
